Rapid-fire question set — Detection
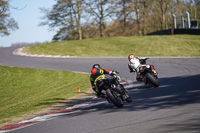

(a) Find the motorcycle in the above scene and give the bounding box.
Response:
[95,72,132,108]
[135,58,159,87]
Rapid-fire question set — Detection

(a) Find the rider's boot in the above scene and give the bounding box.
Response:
[119,84,132,103]
[121,88,132,103]
[123,94,132,103]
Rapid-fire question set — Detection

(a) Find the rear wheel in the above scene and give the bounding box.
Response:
[146,73,159,87]
[106,89,123,108]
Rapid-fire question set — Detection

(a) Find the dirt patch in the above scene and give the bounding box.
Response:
[0,90,94,128]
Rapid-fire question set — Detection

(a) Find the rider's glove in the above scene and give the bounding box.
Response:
[116,76,121,82]
[110,71,117,75]
[112,71,117,75]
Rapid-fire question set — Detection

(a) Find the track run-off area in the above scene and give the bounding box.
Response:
[0,47,200,133]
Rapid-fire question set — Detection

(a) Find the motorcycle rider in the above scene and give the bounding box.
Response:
[128,54,158,81]
[90,64,131,101]
[128,54,141,73]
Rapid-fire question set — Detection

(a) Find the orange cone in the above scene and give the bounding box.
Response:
[78,87,80,92]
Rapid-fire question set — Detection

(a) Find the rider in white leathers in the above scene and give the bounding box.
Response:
[128,54,149,71]
[128,54,151,81]
[128,55,140,72]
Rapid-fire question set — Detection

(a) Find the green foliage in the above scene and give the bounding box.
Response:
[25,35,200,57]
[0,66,90,124]
[0,0,18,36]
[40,0,200,40]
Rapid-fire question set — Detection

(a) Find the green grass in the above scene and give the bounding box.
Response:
[0,66,90,125]
[24,35,200,57]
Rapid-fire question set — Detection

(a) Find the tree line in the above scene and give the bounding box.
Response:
[39,0,200,41]
[0,0,18,36]
[0,0,200,41]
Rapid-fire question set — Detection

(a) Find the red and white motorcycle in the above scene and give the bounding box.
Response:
[129,57,159,87]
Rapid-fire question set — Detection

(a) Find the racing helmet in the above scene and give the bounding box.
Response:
[128,54,135,60]
[91,68,97,75]
[92,64,102,69]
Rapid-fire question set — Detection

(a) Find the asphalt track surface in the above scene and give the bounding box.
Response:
[0,47,200,133]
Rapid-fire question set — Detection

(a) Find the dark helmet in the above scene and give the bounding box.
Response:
[92,64,102,69]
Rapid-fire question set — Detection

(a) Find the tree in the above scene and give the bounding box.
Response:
[140,0,147,35]
[113,0,132,28]
[71,0,83,40]
[39,0,83,41]
[0,0,18,36]
[85,0,113,37]
[40,0,200,40]
[154,0,173,30]
[132,0,141,35]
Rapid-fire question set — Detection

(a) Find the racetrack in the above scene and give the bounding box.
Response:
[0,47,200,133]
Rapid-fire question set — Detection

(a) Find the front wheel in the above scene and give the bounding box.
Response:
[106,89,123,108]
[146,73,159,87]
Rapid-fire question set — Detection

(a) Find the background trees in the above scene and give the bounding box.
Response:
[40,0,200,41]
[39,0,84,41]
[0,0,18,36]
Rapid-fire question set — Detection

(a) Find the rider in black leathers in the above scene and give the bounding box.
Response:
[90,64,131,102]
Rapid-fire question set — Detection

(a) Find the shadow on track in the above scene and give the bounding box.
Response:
[125,74,200,111]
[47,74,200,133]
[37,74,200,113]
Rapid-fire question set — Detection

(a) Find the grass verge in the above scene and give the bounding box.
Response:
[0,66,90,125]
[24,35,200,57]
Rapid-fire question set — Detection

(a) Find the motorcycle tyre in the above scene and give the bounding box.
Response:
[146,73,159,88]
[106,89,123,108]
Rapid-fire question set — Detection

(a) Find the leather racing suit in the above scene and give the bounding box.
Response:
[90,67,112,97]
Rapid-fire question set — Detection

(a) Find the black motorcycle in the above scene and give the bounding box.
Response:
[136,58,159,87]
[96,73,132,108]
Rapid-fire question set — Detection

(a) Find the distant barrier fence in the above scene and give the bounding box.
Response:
[147,29,200,35]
